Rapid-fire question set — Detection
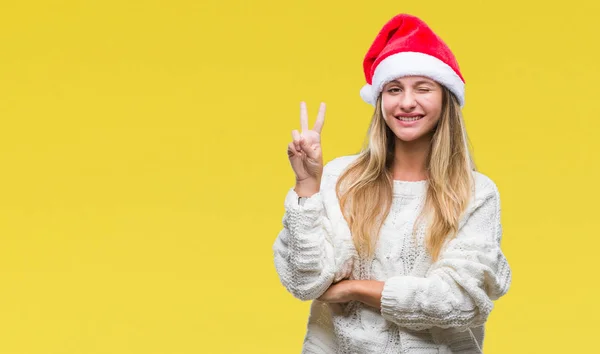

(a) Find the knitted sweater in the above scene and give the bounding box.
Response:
[273,154,512,353]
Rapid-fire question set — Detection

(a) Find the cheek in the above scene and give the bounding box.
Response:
[381,96,396,116]
[421,96,442,115]
[428,115,441,129]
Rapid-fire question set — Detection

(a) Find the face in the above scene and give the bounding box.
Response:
[381,76,443,143]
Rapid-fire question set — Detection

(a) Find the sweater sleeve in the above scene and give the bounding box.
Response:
[273,164,355,301]
[380,178,512,331]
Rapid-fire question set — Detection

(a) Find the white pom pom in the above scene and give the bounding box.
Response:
[360,84,375,106]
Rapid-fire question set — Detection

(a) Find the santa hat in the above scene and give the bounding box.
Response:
[360,14,466,107]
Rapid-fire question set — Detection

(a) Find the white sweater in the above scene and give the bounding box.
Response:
[273,154,512,353]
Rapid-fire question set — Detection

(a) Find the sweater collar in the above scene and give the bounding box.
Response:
[392,179,427,197]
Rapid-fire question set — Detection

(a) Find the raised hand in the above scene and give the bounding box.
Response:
[287,102,326,196]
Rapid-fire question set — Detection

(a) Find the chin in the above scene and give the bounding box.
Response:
[393,131,422,142]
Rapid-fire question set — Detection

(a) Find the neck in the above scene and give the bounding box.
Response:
[391,135,432,181]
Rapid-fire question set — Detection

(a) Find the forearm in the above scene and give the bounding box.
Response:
[273,234,336,301]
[273,187,336,301]
[351,280,385,309]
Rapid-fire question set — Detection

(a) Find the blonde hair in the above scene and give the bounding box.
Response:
[335,87,475,262]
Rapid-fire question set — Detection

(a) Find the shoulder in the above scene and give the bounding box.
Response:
[468,170,502,213]
[472,171,500,198]
[322,154,361,177]
[456,171,504,242]
[318,154,361,194]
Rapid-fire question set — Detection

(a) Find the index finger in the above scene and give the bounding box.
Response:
[300,101,309,133]
[312,102,326,134]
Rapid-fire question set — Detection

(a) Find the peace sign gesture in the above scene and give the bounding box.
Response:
[287,102,326,193]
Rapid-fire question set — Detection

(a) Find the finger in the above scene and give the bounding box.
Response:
[312,102,326,133]
[287,142,297,157]
[292,130,301,151]
[300,138,320,160]
[300,101,309,133]
[292,129,301,142]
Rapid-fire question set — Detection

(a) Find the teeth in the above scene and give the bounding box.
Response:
[397,116,423,121]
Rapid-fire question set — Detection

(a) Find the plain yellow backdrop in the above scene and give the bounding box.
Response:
[0,1,598,353]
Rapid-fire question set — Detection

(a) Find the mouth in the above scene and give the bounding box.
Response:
[394,115,424,122]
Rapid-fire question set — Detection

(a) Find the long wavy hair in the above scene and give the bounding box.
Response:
[335,87,476,262]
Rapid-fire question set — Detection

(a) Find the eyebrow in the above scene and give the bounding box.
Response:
[386,79,435,86]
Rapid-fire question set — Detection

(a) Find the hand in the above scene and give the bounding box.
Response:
[287,102,326,185]
[317,280,356,304]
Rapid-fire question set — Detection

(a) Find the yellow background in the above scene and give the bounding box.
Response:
[0,1,598,353]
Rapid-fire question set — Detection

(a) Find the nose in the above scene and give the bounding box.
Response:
[399,91,417,111]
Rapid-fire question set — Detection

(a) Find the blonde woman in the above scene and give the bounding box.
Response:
[273,13,511,353]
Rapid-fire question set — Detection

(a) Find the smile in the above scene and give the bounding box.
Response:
[395,115,423,122]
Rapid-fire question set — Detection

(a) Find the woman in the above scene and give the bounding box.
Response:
[273,13,511,353]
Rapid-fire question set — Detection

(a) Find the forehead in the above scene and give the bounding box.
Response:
[384,76,437,86]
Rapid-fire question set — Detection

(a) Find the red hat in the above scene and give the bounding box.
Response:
[360,14,466,107]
